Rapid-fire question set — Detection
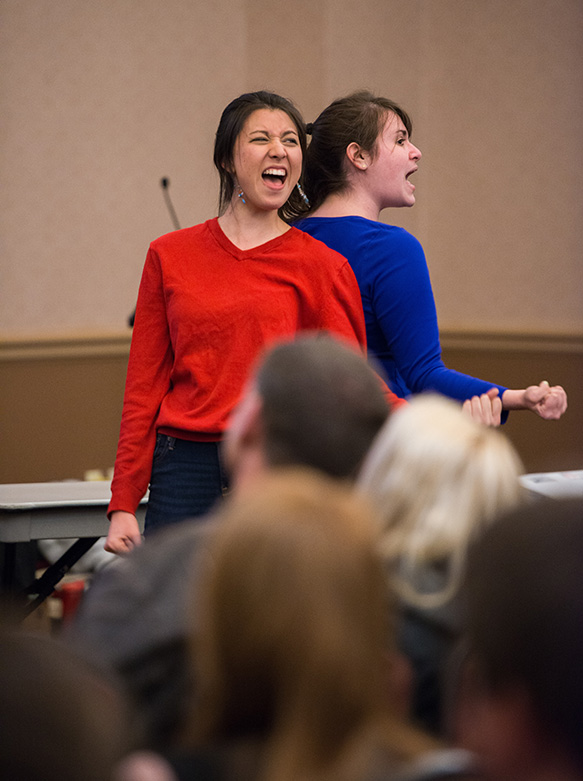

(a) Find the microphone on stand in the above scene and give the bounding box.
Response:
[160,177,181,231]
[128,177,183,327]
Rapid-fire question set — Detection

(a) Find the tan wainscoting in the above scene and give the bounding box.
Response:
[1,331,581,484]
[0,333,131,484]
[440,331,582,474]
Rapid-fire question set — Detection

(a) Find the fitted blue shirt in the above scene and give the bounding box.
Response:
[295,215,507,402]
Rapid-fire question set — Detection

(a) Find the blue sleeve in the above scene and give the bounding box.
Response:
[368,228,507,403]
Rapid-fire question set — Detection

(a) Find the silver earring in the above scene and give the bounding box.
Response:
[237,187,246,205]
[296,182,310,206]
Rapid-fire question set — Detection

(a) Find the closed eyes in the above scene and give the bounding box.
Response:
[249,133,299,145]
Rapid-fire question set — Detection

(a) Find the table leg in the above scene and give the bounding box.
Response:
[22,537,100,618]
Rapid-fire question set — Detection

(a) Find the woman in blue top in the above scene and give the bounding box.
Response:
[294,91,567,420]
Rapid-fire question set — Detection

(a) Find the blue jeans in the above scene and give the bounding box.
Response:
[144,435,229,535]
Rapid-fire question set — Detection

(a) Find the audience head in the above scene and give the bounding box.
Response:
[457,498,583,781]
[183,469,406,778]
[301,90,413,214]
[0,629,134,781]
[223,334,390,490]
[358,394,524,607]
[213,90,308,220]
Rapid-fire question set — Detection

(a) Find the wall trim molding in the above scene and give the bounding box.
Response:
[1,329,582,362]
[440,330,583,354]
[0,332,132,361]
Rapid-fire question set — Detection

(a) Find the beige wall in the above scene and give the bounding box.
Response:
[2,0,582,338]
[1,0,582,481]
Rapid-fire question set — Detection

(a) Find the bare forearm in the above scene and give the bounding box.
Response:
[502,382,568,420]
[501,389,527,410]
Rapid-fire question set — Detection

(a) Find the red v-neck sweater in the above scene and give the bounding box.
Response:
[109,218,370,516]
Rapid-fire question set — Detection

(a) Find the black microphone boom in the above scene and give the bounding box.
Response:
[160,177,181,231]
[128,177,183,327]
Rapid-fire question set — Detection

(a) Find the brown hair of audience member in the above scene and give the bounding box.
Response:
[255,334,390,479]
[358,394,524,608]
[457,498,583,781]
[182,469,434,780]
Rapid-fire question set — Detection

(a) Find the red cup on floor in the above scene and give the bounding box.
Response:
[56,580,85,624]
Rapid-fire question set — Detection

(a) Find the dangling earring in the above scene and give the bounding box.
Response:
[237,187,246,205]
[296,182,310,206]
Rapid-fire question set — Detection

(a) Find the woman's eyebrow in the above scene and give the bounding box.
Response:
[248,128,299,138]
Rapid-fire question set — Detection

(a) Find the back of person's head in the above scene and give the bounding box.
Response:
[458,498,583,780]
[302,90,412,214]
[183,469,404,779]
[358,394,524,607]
[0,629,134,781]
[224,334,389,486]
[258,335,390,478]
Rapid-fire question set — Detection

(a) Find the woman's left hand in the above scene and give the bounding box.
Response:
[523,381,568,420]
[462,388,502,427]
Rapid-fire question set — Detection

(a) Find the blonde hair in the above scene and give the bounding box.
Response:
[358,395,525,608]
[183,468,422,780]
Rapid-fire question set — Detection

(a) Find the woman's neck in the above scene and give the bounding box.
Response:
[309,189,381,222]
[218,202,289,250]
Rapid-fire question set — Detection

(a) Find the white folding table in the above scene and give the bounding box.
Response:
[0,481,145,617]
[519,469,583,500]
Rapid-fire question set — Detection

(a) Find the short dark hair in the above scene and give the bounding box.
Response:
[464,498,583,772]
[256,334,390,479]
[213,91,308,222]
[297,91,412,216]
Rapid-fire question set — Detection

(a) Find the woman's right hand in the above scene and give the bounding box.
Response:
[105,511,143,555]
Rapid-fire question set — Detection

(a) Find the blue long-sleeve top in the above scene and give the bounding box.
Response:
[295,215,507,402]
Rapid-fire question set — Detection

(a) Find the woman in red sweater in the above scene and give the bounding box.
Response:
[105,91,371,554]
